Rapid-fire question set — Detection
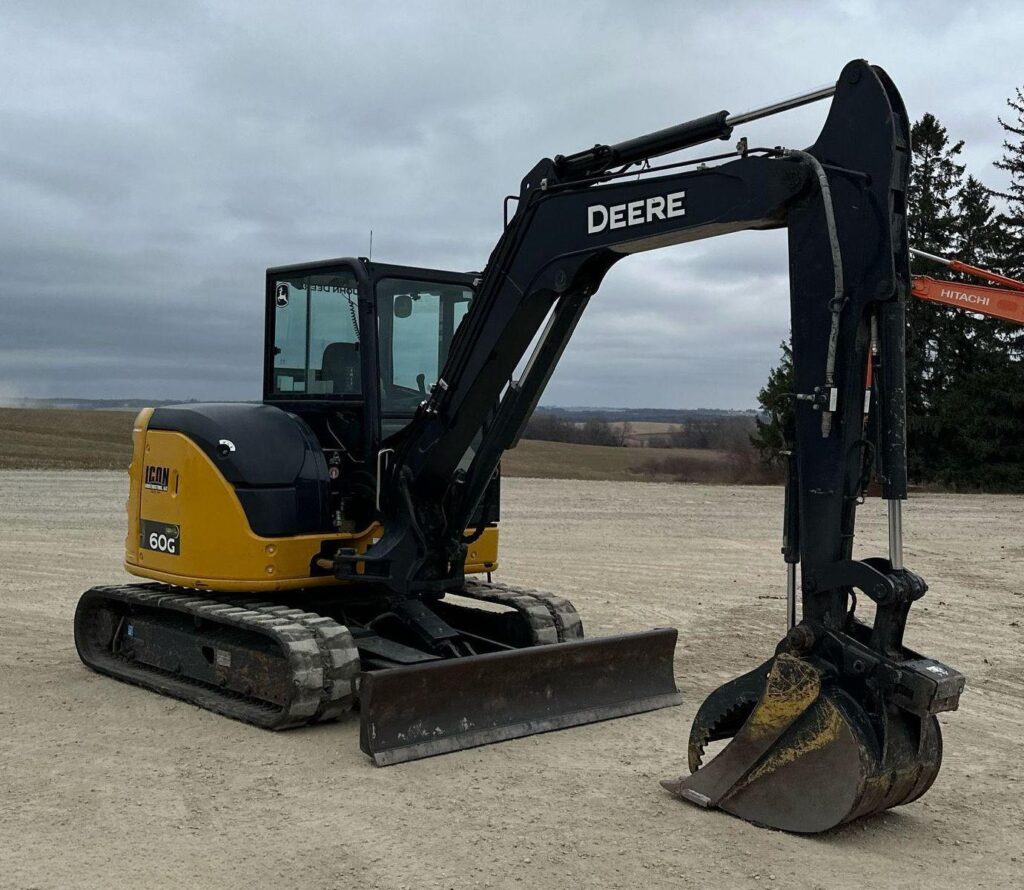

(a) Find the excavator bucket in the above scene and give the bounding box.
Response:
[661,653,947,833]
[358,628,681,765]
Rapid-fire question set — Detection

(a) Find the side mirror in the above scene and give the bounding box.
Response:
[275,284,289,308]
[394,294,413,319]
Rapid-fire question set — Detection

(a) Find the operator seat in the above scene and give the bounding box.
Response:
[322,342,361,395]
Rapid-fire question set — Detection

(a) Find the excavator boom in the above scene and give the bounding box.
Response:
[911,247,1024,325]
[912,276,1024,324]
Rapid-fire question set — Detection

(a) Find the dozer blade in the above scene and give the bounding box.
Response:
[358,628,681,765]
[661,653,944,833]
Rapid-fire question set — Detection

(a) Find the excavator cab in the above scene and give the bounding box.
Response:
[261,259,485,533]
[265,260,474,424]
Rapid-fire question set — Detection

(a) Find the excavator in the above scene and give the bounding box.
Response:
[76,59,967,834]
[911,248,1024,323]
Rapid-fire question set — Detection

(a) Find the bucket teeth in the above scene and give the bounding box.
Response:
[684,659,770,772]
[689,694,759,771]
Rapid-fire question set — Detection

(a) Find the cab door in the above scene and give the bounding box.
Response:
[264,262,366,401]
[374,272,474,441]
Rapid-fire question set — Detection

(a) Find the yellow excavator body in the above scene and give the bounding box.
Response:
[124,408,498,593]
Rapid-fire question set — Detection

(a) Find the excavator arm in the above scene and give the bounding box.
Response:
[335,58,966,833]
[912,247,1024,325]
[339,59,912,615]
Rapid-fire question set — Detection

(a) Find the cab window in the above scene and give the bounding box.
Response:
[377,278,473,421]
[271,269,361,396]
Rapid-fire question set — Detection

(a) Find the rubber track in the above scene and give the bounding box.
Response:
[75,583,359,730]
[457,580,585,643]
[239,600,359,720]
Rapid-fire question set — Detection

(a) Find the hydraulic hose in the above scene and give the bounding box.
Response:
[784,149,845,437]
